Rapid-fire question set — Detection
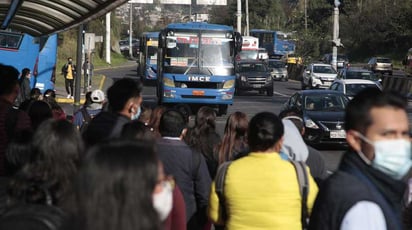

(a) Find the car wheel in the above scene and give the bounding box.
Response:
[301,80,306,90]
[309,79,314,89]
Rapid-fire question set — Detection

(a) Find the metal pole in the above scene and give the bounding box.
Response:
[105,12,111,64]
[74,24,83,114]
[332,6,339,71]
[245,0,249,36]
[129,2,133,58]
[237,0,241,34]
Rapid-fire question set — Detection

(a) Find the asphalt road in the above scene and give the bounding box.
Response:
[60,62,347,172]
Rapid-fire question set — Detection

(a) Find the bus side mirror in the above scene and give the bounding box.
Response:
[159,31,166,49]
[235,32,242,53]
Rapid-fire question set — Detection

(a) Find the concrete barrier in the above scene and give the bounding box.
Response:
[381,74,412,96]
[287,64,304,81]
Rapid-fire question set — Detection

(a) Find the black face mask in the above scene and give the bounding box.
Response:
[68,61,72,64]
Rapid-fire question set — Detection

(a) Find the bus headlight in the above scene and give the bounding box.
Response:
[240,76,247,82]
[223,80,235,89]
[163,78,175,87]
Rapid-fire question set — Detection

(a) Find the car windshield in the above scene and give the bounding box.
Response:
[268,61,286,68]
[313,65,336,74]
[239,63,267,72]
[346,71,379,81]
[377,58,391,63]
[346,84,380,97]
[305,95,348,111]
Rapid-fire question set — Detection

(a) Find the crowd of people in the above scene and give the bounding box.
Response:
[0,62,411,230]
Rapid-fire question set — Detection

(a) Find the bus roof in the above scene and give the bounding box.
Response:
[165,22,233,31]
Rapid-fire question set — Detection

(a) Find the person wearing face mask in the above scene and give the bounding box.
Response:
[309,88,411,230]
[82,78,143,148]
[73,140,163,230]
[61,57,76,99]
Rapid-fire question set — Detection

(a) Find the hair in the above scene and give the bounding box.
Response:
[138,105,152,124]
[248,112,284,152]
[345,88,408,133]
[83,92,92,108]
[30,88,42,100]
[107,78,142,112]
[21,68,30,78]
[5,130,33,176]
[148,106,167,138]
[218,112,249,164]
[43,89,56,99]
[8,119,84,207]
[185,106,217,151]
[27,100,53,131]
[121,120,155,141]
[159,109,187,137]
[74,140,161,230]
[0,63,19,96]
[279,108,304,134]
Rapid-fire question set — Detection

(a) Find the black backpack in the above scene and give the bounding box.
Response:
[79,108,92,133]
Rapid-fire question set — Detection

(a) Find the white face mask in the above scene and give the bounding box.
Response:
[356,132,412,180]
[131,106,141,120]
[153,180,173,221]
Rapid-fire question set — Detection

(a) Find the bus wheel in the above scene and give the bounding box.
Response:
[218,105,228,116]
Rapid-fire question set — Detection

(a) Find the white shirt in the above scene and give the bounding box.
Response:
[340,201,386,230]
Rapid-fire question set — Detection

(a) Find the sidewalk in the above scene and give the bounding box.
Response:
[55,60,137,104]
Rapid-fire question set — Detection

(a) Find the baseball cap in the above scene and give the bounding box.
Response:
[91,89,105,103]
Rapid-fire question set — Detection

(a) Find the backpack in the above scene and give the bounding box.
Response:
[79,108,92,133]
[215,160,309,229]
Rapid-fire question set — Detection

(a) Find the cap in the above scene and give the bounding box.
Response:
[91,89,105,103]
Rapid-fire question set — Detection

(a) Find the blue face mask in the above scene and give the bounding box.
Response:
[131,106,141,120]
[356,132,412,180]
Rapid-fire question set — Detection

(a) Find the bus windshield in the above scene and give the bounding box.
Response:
[164,31,234,75]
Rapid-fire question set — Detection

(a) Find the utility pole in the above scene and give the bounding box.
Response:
[129,2,133,57]
[332,0,341,71]
[237,0,241,34]
[245,0,249,36]
[105,12,111,64]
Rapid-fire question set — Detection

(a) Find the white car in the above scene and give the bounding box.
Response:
[302,63,337,89]
[329,79,382,99]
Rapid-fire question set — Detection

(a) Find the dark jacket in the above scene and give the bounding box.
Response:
[82,111,129,147]
[61,63,76,79]
[309,151,405,230]
[19,78,31,102]
[306,145,328,185]
[156,138,211,229]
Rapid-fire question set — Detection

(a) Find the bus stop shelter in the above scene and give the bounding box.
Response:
[0,0,128,37]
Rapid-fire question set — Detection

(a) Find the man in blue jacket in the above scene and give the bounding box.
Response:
[309,88,411,230]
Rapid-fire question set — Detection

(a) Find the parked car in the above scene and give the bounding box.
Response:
[329,79,382,100]
[337,67,382,86]
[366,57,393,75]
[235,60,273,96]
[267,59,288,81]
[301,63,338,89]
[281,90,349,146]
[322,53,349,70]
[119,38,139,57]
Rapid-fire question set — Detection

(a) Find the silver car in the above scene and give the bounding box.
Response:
[268,59,288,81]
[302,63,338,89]
[367,57,393,75]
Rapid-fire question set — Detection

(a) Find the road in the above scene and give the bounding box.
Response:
[75,63,344,173]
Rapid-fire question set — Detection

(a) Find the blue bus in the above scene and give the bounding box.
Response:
[250,29,295,58]
[157,22,242,115]
[0,31,57,92]
[138,31,159,82]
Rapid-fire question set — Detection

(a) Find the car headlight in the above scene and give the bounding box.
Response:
[266,75,272,81]
[241,76,247,82]
[305,119,319,129]
[312,74,319,79]
[163,78,175,87]
[223,79,235,89]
